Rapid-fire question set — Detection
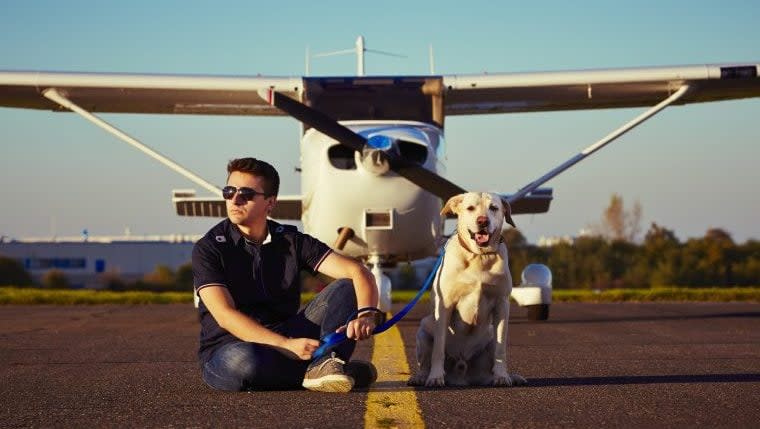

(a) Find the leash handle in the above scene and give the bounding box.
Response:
[311,307,382,360]
[311,249,446,360]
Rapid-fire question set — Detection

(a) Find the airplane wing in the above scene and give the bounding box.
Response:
[0,63,757,116]
[442,63,760,115]
[172,190,302,220]
[0,71,301,115]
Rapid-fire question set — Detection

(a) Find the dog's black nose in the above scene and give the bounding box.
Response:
[476,216,489,227]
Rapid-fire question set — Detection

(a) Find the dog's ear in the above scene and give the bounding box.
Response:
[500,197,516,228]
[441,194,465,217]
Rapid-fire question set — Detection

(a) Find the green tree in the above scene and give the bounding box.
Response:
[143,265,175,285]
[607,240,643,288]
[41,269,69,289]
[573,236,613,289]
[503,228,528,248]
[733,240,760,286]
[503,228,529,282]
[175,263,193,290]
[101,271,127,291]
[0,256,35,286]
[643,223,681,286]
[701,228,735,285]
[677,229,735,287]
[502,228,549,285]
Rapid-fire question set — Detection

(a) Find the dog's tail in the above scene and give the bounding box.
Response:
[454,359,468,376]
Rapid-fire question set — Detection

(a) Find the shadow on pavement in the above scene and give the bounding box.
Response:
[512,311,760,325]
[528,373,760,387]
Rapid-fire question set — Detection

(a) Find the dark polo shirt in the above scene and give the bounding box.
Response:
[192,218,331,364]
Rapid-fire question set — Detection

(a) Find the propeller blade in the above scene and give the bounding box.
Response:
[390,157,466,201]
[263,90,365,152]
[264,89,467,201]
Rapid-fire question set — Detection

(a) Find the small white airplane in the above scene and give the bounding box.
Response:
[1,37,758,319]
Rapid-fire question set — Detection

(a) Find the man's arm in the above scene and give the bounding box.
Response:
[199,285,319,360]
[316,252,380,340]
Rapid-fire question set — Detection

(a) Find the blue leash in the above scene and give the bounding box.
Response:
[312,248,445,360]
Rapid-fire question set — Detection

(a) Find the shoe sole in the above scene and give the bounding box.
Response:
[302,374,354,393]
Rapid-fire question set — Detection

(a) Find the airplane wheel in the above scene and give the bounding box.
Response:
[527,304,549,321]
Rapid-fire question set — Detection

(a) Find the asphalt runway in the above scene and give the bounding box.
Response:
[1,302,758,428]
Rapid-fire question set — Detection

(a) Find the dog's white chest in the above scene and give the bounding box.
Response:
[453,287,492,327]
[445,258,509,328]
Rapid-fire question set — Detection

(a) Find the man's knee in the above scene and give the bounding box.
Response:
[321,279,356,314]
[202,342,261,391]
[322,279,357,307]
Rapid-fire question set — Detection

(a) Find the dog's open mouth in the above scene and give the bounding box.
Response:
[469,229,491,247]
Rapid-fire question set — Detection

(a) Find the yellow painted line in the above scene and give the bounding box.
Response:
[365,325,425,429]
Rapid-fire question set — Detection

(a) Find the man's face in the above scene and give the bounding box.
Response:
[225,171,275,226]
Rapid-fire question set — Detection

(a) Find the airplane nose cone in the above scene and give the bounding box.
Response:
[360,135,399,176]
[361,148,391,175]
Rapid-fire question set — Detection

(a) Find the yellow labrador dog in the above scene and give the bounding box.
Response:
[408,192,527,387]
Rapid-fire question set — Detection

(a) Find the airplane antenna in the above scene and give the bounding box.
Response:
[429,44,435,74]
[311,35,405,76]
[356,36,365,76]
[305,45,311,76]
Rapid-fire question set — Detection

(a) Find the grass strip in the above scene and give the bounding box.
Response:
[1,286,757,305]
[551,287,760,302]
[0,287,190,305]
[0,286,760,305]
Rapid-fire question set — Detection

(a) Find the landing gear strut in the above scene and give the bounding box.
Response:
[367,254,392,312]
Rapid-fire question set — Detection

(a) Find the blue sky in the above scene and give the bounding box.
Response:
[1,0,758,244]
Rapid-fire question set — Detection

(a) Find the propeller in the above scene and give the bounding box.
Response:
[261,89,466,201]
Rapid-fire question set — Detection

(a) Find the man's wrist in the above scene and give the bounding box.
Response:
[357,309,385,325]
[272,335,289,348]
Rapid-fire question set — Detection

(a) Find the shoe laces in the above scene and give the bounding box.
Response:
[312,352,346,372]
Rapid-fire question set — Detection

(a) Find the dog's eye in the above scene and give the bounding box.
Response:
[489,204,498,211]
[466,206,475,211]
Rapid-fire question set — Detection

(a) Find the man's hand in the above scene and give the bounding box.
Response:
[337,314,377,341]
[279,337,320,360]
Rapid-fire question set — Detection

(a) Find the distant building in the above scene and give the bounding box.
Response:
[537,235,574,247]
[0,235,200,289]
[536,228,595,247]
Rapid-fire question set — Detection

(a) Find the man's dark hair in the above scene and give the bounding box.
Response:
[226,158,280,197]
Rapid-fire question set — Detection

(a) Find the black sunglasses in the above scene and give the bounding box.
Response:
[222,186,269,201]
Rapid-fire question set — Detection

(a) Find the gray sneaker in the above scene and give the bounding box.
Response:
[302,353,353,393]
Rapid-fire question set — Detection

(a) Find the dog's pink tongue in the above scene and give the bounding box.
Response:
[475,232,490,245]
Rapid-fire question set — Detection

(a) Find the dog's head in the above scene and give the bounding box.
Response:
[441,192,515,252]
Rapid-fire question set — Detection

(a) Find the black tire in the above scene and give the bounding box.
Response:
[527,304,550,321]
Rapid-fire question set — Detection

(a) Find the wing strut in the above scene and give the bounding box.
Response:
[507,85,690,204]
[42,88,222,197]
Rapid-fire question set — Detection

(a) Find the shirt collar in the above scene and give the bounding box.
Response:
[228,219,274,246]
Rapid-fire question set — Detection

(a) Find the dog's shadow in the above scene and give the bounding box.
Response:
[367,373,760,391]
[526,373,760,387]
[509,311,759,325]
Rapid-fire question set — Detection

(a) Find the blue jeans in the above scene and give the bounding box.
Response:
[201,279,358,391]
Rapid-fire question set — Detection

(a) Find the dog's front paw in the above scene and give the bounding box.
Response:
[492,372,528,387]
[425,369,446,387]
[407,372,428,386]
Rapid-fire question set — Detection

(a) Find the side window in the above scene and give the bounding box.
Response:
[398,141,428,165]
[328,145,357,170]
